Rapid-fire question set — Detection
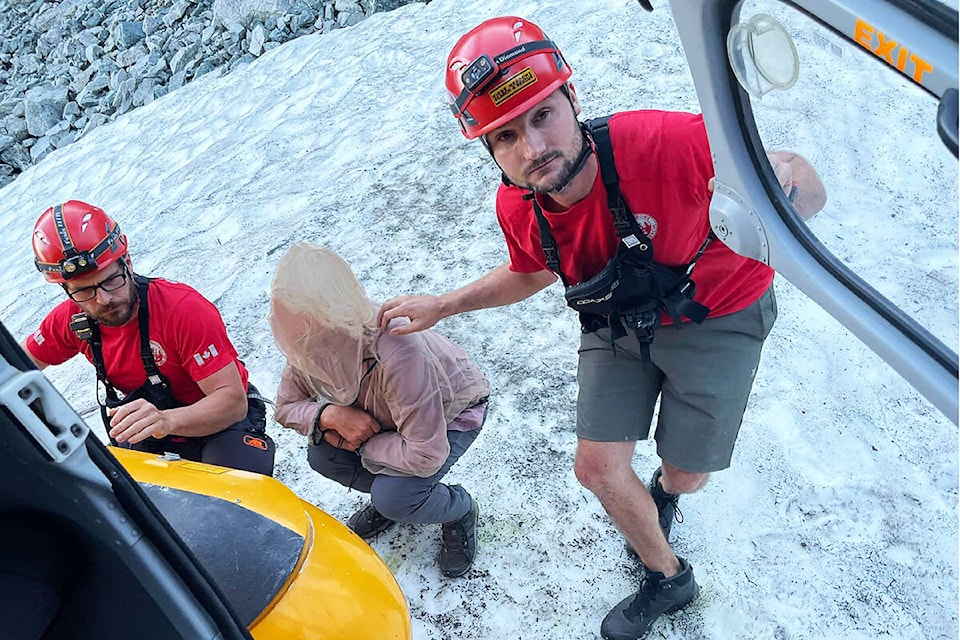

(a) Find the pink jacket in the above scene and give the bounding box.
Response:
[274,327,489,478]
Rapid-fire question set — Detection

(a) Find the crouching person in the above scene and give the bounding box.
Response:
[270,243,490,577]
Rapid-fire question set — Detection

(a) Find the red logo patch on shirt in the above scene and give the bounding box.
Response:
[150,340,167,366]
[634,213,659,239]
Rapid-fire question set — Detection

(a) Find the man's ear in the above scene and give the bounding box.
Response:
[566,82,581,116]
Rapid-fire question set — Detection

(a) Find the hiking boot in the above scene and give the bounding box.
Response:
[347,502,396,540]
[600,557,699,640]
[439,496,479,578]
[648,467,682,543]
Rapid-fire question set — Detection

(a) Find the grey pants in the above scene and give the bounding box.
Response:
[307,428,480,525]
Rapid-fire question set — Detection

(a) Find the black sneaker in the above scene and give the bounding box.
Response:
[439,496,479,578]
[648,467,682,543]
[347,502,396,540]
[600,557,699,640]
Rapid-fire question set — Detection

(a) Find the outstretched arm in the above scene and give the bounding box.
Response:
[109,361,248,444]
[377,262,556,335]
[110,362,247,444]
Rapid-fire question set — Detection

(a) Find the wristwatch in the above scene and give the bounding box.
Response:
[310,402,333,446]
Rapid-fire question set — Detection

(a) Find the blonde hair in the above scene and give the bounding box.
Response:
[270,243,377,341]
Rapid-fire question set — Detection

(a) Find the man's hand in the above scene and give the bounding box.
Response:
[377,295,444,334]
[108,399,171,445]
[711,159,797,197]
[767,153,796,197]
[767,150,827,219]
[376,265,555,335]
[320,405,381,450]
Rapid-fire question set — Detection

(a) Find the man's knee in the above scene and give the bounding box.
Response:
[659,462,710,494]
[573,443,630,494]
[572,454,600,490]
[203,427,275,476]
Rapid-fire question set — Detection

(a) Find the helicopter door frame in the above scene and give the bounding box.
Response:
[666,0,959,424]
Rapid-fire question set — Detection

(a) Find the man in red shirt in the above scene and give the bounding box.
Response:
[378,15,825,640]
[23,200,275,476]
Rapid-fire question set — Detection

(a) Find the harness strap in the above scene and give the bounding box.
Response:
[531,114,714,345]
[533,116,659,284]
[73,274,174,433]
[134,275,164,384]
[81,321,114,401]
[84,321,121,442]
[532,199,569,287]
[587,117,654,258]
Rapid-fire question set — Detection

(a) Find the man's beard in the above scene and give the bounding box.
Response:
[526,153,576,194]
[526,136,588,195]
[91,289,139,327]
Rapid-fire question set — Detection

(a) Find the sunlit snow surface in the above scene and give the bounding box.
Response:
[2,1,956,638]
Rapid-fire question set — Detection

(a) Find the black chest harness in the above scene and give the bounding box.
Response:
[69,274,180,437]
[532,116,712,361]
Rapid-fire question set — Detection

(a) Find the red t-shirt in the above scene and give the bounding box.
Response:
[496,110,774,323]
[26,278,248,405]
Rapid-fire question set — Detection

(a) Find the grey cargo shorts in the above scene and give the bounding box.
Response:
[575,286,777,473]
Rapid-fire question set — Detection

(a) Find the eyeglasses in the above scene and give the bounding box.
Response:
[65,266,128,302]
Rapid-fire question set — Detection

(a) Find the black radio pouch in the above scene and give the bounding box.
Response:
[104,378,181,411]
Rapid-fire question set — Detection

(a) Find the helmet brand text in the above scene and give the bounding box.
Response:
[490,67,537,106]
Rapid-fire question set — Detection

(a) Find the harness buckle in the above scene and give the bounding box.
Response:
[68,313,94,342]
[624,303,659,344]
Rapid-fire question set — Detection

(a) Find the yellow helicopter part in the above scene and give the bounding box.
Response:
[111,447,411,640]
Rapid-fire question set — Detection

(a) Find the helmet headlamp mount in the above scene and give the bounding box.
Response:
[450,39,563,121]
[462,54,495,93]
[44,251,99,280]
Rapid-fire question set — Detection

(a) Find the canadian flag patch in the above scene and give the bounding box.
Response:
[193,344,219,366]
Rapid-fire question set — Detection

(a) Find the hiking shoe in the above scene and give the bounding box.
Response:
[600,557,699,640]
[649,467,682,543]
[347,502,396,540]
[439,496,479,578]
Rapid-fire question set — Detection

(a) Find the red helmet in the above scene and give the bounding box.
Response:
[446,16,573,139]
[32,200,128,283]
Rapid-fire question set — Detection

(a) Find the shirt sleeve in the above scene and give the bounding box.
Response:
[495,183,549,274]
[164,287,241,383]
[24,301,85,366]
[670,112,715,198]
[274,364,323,437]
